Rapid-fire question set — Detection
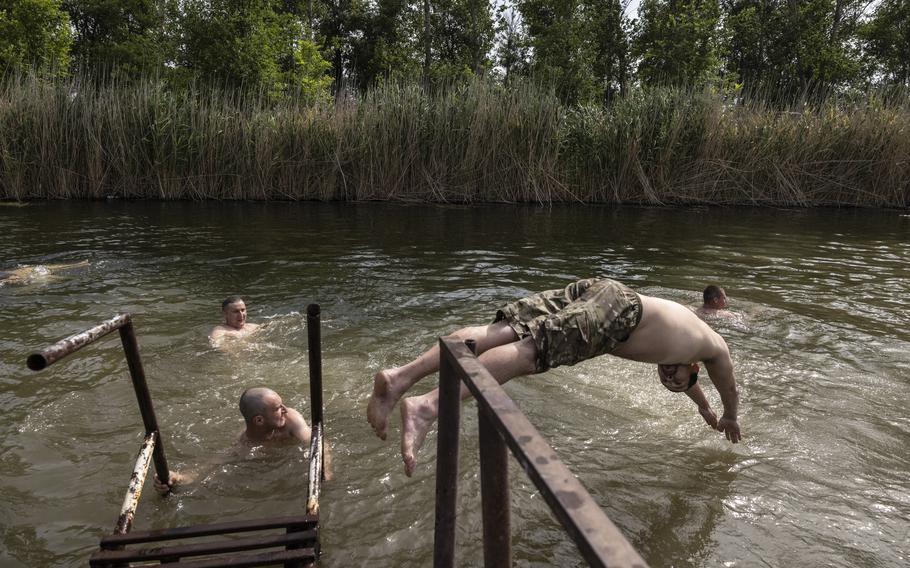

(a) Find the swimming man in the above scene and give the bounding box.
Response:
[367,278,742,476]
[155,387,331,493]
[209,296,261,348]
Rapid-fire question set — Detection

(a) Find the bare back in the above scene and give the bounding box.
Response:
[613,295,728,364]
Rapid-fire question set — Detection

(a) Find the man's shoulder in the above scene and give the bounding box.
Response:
[209,324,232,337]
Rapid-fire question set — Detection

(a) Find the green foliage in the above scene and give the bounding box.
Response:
[494,5,530,85]
[177,0,331,99]
[0,0,72,77]
[63,0,170,79]
[516,0,592,104]
[721,0,864,98]
[348,0,423,90]
[633,0,722,87]
[427,0,496,82]
[583,0,631,102]
[859,0,910,87]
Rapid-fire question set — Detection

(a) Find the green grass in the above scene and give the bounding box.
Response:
[1,73,908,206]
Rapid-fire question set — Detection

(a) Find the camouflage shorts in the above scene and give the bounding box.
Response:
[494,278,643,372]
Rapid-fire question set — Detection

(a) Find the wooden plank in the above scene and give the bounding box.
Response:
[100,516,317,547]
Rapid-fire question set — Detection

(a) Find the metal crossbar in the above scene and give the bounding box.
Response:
[434,337,649,568]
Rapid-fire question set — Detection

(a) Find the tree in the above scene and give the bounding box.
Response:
[517,0,595,104]
[494,4,530,85]
[633,0,722,87]
[0,0,72,76]
[62,0,169,78]
[583,0,631,102]
[720,0,865,98]
[177,0,331,97]
[348,0,423,89]
[426,0,496,83]
[859,0,910,87]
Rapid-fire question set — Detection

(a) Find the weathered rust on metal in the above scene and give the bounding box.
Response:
[464,338,514,567]
[306,423,323,517]
[479,400,512,567]
[306,304,324,429]
[115,432,156,535]
[91,545,317,567]
[440,338,650,568]
[90,530,317,565]
[118,320,170,488]
[26,313,130,370]
[433,336,462,568]
[27,313,171,492]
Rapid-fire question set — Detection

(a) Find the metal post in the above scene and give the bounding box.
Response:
[306,304,323,428]
[115,433,157,535]
[433,337,462,568]
[298,304,324,567]
[474,340,511,568]
[118,319,169,487]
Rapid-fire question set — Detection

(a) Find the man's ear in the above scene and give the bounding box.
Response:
[253,415,264,426]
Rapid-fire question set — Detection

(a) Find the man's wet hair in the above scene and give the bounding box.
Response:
[222,296,244,310]
[703,285,725,304]
[239,387,273,423]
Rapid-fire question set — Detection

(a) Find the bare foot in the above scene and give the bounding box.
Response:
[400,395,438,477]
[367,370,402,441]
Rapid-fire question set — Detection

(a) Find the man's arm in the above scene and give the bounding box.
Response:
[702,342,742,443]
[153,470,198,495]
[683,384,719,430]
[209,326,226,347]
[287,408,333,480]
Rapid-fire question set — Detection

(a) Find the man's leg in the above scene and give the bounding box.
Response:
[399,336,538,476]
[368,321,520,440]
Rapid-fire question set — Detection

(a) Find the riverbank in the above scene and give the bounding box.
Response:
[2,74,908,206]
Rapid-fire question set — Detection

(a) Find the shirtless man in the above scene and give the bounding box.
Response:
[155,387,331,493]
[367,278,742,477]
[0,260,88,286]
[209,296,261,347]
[695,285,735,319]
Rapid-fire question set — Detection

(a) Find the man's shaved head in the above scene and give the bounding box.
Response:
[239,387,277,424]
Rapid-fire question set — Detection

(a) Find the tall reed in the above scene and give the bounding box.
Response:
[1,73,907,206]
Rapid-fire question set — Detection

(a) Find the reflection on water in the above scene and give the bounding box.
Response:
[1,202,908,567]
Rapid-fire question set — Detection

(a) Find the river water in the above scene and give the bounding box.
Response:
[0,202,907,567]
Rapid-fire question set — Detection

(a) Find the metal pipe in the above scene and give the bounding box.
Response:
[27,313,130,371]
[433,337,462,568]
[306,304,323,428]
[118,320,170,489]
[475,341,511,568]
[115,433,156,535]
[306,423,323,517]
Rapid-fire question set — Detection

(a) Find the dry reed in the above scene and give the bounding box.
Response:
[1,73,907,206]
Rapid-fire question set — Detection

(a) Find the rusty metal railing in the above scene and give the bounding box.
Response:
[434,337,649,568]
[27,313,170,535]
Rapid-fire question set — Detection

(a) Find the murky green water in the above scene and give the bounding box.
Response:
[1,202,908,567]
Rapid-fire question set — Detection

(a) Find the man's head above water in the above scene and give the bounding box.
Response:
[221,296,248,330]
[658,362,700,392]
[702,286,728,310]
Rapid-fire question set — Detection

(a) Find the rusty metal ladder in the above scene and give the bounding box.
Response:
[26,305,327,567]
